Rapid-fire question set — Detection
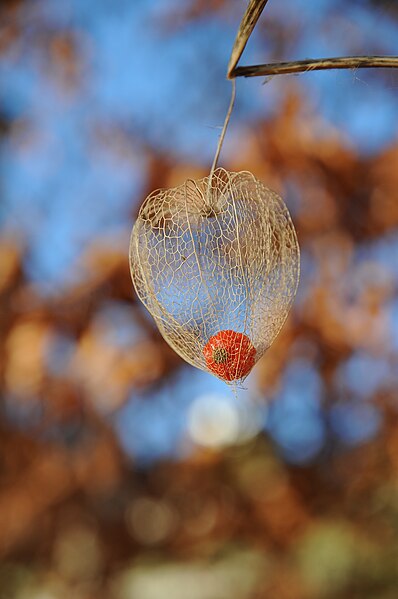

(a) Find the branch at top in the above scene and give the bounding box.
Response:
[227,0,270,78]
[230,55,398,78]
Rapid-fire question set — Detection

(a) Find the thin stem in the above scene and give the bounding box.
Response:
[210,79,236,176]
[230,55,398,78]
[207,79,237,205]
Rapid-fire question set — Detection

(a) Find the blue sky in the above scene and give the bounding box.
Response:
[1,0,397,287]
[1,0,397,464]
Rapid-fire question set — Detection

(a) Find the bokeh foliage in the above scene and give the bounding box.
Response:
[1,0,398,598]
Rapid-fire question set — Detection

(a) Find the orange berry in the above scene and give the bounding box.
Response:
[203,330,256,381]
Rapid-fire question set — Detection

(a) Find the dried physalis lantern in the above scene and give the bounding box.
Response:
[129,168,299,384]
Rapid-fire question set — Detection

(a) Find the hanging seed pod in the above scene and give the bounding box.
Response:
[129,168,300,383]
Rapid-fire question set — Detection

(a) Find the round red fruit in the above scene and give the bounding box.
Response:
[203,330,256,381]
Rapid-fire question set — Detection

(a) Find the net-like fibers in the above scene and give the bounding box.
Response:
[129,168,300,383]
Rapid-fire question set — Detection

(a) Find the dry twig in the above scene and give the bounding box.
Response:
[227,0,271,77]
[228,1,398,79]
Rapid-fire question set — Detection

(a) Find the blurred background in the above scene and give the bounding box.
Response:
[1,0,398,597]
